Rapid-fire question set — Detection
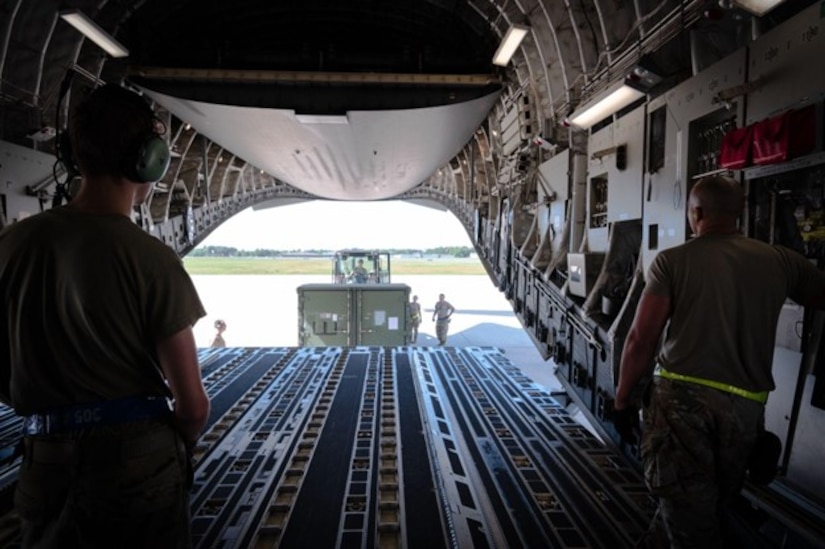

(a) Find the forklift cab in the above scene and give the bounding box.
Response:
[332,250,391,284]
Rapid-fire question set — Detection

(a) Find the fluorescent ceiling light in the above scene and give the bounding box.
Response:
[492,25,528,67]
[566,81,645,129]
[60,9,129,58]
[731,0,785,16]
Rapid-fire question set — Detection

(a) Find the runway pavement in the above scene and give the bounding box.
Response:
[191,274,560,387]
[184,272,616,438]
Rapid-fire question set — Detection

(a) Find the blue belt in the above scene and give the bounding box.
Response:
[22,396,172,436]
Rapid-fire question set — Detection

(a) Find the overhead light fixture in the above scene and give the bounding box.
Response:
[566,79,646,129]
[731,0,785,16]
[59,9,129,58]
[629,55,663,89]
[492,25,529,67]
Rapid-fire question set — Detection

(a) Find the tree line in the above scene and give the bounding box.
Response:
[189,246,475,258]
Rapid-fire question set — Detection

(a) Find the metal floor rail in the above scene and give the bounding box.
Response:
[0,346,655,548]
[191,346,655,548]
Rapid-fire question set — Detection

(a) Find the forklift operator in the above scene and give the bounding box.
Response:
[349,259,369,283]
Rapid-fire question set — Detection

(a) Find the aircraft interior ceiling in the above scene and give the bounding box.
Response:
[1,0,815,233]
[2,0,825,546]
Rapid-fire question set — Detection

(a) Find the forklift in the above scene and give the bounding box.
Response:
[331,249,392,284]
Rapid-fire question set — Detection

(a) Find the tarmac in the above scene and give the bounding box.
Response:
[190,273,596,433]
[192,274,557,384]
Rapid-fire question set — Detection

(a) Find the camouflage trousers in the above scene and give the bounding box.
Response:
[410,316,421,340]
[15,419,192,549]
[435,319,450,345]
[642,377,764,549]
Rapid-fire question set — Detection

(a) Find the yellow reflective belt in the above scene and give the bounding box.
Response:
[655,366,768,404]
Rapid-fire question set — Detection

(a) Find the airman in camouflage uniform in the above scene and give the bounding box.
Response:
[432,293,455,346]
[614,175,825,548]
[409,295,422,342]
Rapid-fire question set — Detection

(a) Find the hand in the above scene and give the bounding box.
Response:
[613,406,640,445]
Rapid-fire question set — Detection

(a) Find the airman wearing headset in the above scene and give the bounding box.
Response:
[0,84,210,547]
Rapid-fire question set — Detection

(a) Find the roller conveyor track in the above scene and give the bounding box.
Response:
[422,348,654,547]
[0,406,22,507]
[0,346,655,547]
[191,347,655,548]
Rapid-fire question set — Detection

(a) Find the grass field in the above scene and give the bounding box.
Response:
[183,256,487,275]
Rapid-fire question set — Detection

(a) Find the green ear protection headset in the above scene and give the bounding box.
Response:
[55,79,172,191]
[123,132,171,183]
[59,117,172,184]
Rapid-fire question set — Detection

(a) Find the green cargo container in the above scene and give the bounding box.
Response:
[297,283,411,346]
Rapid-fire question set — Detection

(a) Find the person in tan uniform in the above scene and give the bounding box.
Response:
[211,319,228,347]
[615,175,825,548]
[432,293,455,346]
[0,84,210,548]
[408,295,422,343]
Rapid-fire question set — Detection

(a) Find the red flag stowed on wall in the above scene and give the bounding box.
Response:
[752,104,816,165]
[719,125,753,169]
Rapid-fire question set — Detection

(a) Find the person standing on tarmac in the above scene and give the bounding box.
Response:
[408,295,422,343]
[211,319,228,348]
[432,293,455,346]
[0,84,210,548]
[614,175,825,548]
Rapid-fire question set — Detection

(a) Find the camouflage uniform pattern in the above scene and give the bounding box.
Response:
[642,377,764,549]
[15,420,192,548]
[409,300,422,341]
[433,298,454,345]
[435,318,450,345]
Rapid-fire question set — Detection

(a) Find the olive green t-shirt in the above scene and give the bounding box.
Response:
[645,233,825,392]
[0,206,206,414]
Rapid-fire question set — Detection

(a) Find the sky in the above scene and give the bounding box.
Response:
[197,200,473,251]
